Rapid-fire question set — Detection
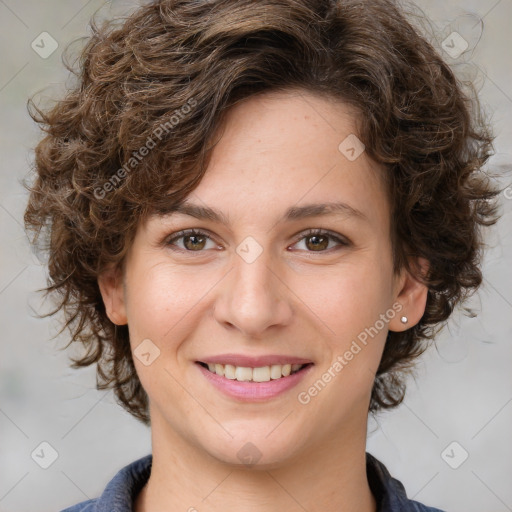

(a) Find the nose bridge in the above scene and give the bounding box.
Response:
[234,248,275,304]
[214,242,292,336]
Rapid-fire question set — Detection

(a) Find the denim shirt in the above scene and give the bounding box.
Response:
[60,452,446,512]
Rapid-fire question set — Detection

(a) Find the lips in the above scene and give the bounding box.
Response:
[196,354,313,367]
[195,354,313,383]
[195,358,314,401]
[197,361,312,382]
[193,353,314,399]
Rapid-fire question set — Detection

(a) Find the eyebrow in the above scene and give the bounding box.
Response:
[156,199,369,225]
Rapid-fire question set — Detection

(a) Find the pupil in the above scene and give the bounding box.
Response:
[307,235,328,251]
[185,235,205,250]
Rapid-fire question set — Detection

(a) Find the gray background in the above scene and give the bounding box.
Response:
[0,1,511,511]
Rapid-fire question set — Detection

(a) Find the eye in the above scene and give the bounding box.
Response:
[164,228,350,253]
[290,229,350,252]
[165,229,219,252]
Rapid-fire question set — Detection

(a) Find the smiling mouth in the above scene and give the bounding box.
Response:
[196,361,313,382]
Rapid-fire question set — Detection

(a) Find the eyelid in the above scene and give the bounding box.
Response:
[164,227,351,253]
[288,228,351,252]
[165,228,221,251]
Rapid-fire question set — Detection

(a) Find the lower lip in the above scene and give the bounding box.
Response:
[196,363,314,401]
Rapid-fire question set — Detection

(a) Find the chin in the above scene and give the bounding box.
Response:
[202,432,307,471]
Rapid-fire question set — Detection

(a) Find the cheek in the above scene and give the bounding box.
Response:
[291,253,394,405]
[123,261,207,341]
[295,255,394,343]
[123,263,207,399]
[296,271,391,415]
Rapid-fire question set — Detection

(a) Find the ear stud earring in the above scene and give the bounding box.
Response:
[400,316,408,324]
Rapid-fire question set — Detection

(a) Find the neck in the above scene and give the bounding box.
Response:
[135,413,377,512]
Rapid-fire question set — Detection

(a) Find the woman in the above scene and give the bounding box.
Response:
[24,0,502,510]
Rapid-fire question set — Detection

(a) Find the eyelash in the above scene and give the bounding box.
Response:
[165,228,350,254]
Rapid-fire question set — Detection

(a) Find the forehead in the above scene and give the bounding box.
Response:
[147,89,390,232]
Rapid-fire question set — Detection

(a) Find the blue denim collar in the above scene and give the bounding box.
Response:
[61,452,445,512]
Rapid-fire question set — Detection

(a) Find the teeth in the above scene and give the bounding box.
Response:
[235,366,252,381]
[224,364,236,379]
[203,362,306,381]
[252,366,270,382]
[270,364,282,379]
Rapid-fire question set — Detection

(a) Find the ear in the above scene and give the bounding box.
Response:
[97,264,128,326]
[389,257,429,332]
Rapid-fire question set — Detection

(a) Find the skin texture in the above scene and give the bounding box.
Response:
[98,89,429,512]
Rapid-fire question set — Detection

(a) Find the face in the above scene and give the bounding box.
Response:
[99,89,428,469]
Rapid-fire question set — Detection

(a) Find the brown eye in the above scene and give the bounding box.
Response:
[182,234,207,250]
[292,229,350,253]
[166,230,217,252]
[305,234,329,251]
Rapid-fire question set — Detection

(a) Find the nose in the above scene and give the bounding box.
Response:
[213,248,293,338]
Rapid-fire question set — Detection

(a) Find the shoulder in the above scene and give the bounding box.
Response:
[59,500,97,512]
[366,452,447,512]
[405,499,446,512]
[58,454,152,512]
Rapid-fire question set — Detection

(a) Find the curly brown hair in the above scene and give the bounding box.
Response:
[24,0,503,425]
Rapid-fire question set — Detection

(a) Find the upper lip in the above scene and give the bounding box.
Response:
[197,354,314,367]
